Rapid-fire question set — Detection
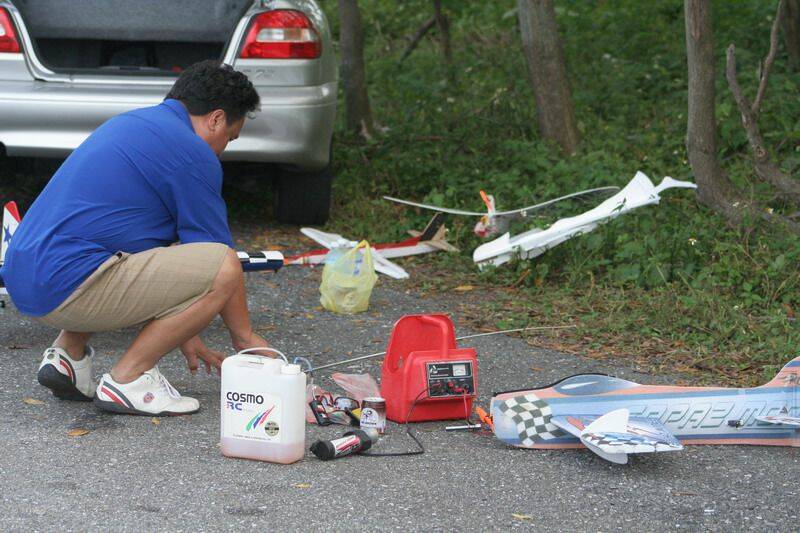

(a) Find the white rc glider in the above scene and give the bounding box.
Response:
[290,214,457,280]
[384,186,620,238]
[473,171,697,268]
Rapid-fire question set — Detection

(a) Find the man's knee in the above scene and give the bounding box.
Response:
[213,248,243,293]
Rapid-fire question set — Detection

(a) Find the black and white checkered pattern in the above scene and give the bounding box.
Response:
[498,393,565,445]
[583,432,650,447]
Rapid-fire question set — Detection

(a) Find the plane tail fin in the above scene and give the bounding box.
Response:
[761,356,800,388]
[1,201,21,264]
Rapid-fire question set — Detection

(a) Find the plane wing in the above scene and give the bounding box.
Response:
[492,186,621,217]
[299,228,409,280]
[301,227,355,249]
[383,196,487,217]
[384,186,621,219]
[552,409,683,464]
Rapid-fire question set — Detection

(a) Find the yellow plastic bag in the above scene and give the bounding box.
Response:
[319,241,378,314]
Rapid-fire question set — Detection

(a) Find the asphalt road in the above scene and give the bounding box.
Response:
[1,266,798,532]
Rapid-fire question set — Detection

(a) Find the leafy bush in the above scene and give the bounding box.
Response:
[322,0,800,382]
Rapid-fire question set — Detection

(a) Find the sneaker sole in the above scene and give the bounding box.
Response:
[93,397,200,417]
[37,364,93,402]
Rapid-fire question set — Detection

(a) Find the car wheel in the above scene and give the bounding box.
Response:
[274,164,334,225]
[275,165,333,225]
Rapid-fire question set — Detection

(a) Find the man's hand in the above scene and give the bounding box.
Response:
[181,335,225,374]
[231,330,272,357]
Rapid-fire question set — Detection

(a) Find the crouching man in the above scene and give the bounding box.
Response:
[0,61,270,416]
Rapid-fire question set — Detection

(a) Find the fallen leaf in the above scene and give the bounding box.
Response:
[454,285,475,292]
[67,428,90,437]
[293,483,312,489]
[314,306,324,312]
[512,514,533,521]
[23,398,45,405]
[305,313,314,319]
[151,418,161,425]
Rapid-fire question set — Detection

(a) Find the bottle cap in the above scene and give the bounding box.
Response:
[281,364,302,375]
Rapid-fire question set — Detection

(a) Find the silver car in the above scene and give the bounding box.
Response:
[0,0,337,224]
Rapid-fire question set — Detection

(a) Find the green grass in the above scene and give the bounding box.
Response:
[318,0,800,385]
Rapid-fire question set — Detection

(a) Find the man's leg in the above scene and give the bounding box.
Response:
[110,248,243,384]
[37,330,96,401]
[52,331,92,360]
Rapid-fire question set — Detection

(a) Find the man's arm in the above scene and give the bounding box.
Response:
[168,161,234,247]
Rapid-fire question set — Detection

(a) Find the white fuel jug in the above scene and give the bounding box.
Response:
[220,348,306,464]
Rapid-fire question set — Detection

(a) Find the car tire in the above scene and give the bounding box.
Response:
[274,164,334,225]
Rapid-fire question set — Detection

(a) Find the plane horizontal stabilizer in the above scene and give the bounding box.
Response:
[560,409,683,463]
[756,415,800,427]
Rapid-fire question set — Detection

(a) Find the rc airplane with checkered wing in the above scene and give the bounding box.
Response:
[384,186,620,238]
[489,356,800,464]
[0,200,283,306]
[286,214,457,280]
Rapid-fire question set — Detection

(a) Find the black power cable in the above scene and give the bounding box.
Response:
[361,388,430,457]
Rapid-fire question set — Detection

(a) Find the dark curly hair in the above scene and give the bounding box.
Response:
[166,60,259,124]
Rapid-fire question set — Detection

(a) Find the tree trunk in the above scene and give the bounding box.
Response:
[338,0,375,139]
[684,0,744,219]
[517,0,580,154]
[724,1,800,204]
[432,0,454,80]
[783,0,800,70]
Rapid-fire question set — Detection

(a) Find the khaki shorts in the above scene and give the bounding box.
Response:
[38,243,230,332]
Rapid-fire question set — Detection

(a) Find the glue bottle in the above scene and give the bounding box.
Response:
[220,348,306,464]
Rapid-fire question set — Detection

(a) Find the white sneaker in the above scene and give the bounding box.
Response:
[94,366,200,416]
[37,346,95,401]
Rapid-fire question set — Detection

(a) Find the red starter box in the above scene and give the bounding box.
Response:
[380,314,478,423]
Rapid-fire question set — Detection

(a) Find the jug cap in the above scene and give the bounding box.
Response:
[281,364,302,375]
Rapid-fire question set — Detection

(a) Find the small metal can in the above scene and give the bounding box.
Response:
[360,397,387,434]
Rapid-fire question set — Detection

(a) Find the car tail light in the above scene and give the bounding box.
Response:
[0,8,21,53]
[239,10,321,59]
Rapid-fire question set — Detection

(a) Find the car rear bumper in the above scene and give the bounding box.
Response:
[0,77,337,170]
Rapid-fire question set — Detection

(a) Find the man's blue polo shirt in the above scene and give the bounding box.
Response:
[1,99,234,317]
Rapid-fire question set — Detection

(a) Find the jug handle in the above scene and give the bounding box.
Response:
[417,314,452,353]
[236,347,289,364]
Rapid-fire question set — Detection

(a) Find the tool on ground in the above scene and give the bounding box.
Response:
[381,314,478,423]
[308,398,333,426]
[310,428,378,461]
[475,407,494,431]
[220,348,306,465]
[305,325,575,374]
[445,423,482,431]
